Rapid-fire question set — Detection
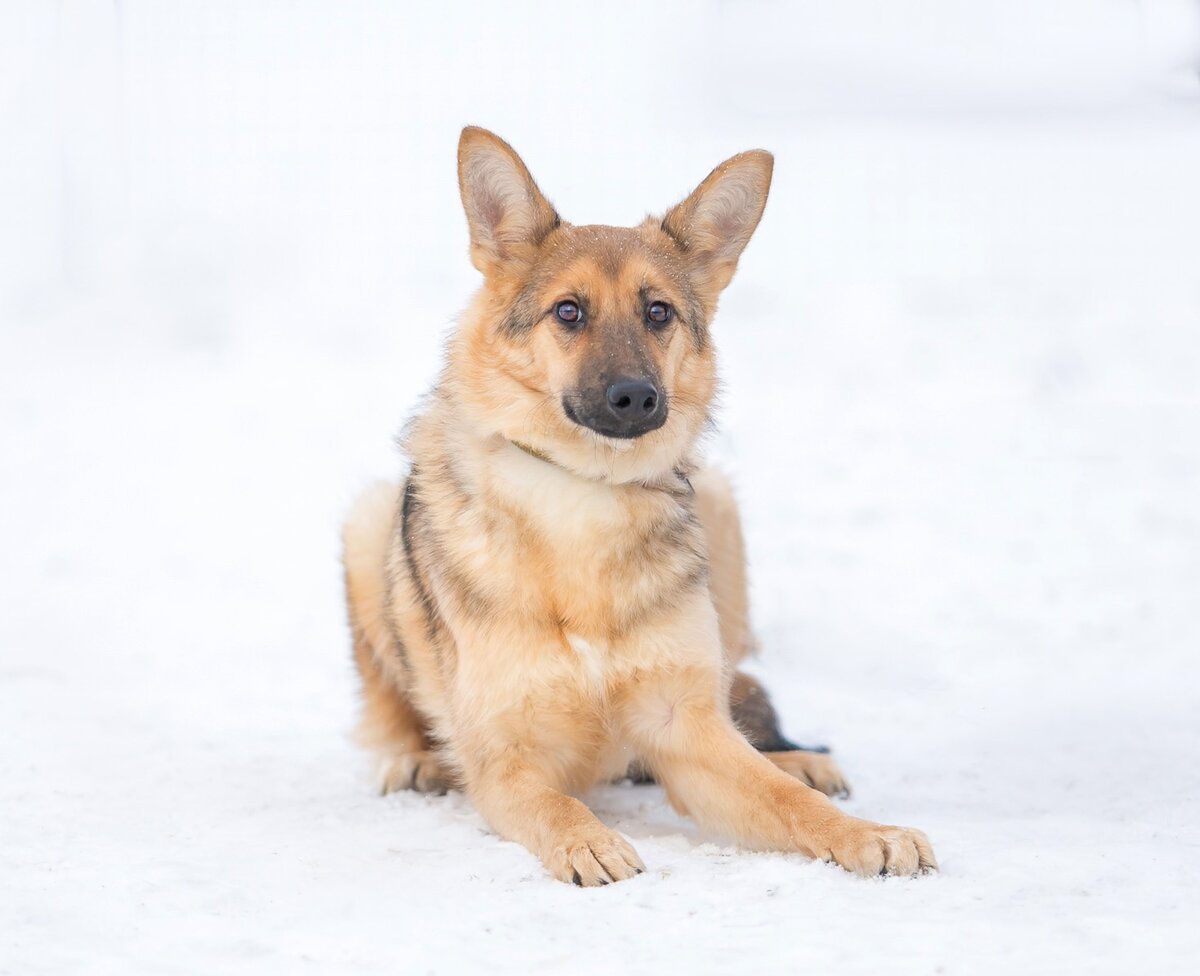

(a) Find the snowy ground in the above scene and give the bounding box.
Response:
[3,2,1200,974]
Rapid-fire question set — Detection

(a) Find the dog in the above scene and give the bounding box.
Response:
[341,127,936,885]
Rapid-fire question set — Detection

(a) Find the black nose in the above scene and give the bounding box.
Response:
[606,379,659,420]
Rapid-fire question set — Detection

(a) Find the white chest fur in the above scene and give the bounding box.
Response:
[491,442,629,542]
[564,631,608,692]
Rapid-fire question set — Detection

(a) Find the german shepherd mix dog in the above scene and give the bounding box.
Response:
[343,127,937,885]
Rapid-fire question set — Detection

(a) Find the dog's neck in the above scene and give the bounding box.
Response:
[506,437,694,497]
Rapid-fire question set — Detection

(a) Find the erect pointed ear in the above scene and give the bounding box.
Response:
[660,149,773,295]
[457,126,561,276]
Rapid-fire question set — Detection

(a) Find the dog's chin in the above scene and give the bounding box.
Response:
[531,410,696,486]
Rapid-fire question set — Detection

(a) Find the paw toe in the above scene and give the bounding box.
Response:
[767,751,853,799]
[828,823,937,878]
[377,751,453,795]
[550,829,645,887]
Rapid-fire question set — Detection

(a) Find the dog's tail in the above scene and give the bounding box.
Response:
[342,480,402,672]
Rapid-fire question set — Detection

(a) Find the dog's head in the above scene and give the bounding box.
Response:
[450,126,772,483]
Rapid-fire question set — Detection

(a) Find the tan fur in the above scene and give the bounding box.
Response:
[342,128,936,884]
[693,468,755,664]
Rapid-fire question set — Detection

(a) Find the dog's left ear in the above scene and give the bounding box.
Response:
[458,126,560,277]
[660,150,773,295]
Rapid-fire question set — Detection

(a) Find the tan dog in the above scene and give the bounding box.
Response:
[342,127,936,885]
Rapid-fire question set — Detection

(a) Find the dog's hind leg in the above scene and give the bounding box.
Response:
[729,671,851,797]
[344,482,454,795]
[693,468,850,797]
[351,630,453,795]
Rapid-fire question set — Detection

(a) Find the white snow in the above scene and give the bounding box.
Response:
[3,2,1199,974]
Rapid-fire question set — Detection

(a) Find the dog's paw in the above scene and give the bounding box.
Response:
[377,750,454,796]
[821,820,937,878]
[766,750,851,798]
[543,826,646,887]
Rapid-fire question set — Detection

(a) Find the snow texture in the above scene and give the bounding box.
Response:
[2,2,1199,974]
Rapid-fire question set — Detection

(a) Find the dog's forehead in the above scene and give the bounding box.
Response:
[544,223,682,284]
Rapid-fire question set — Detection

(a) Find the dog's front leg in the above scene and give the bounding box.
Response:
[622,667,937,877]
[458,744,646,886]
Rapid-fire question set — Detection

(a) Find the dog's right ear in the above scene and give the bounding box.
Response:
[458,127,560,276]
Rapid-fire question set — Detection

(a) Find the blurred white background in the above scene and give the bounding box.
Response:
[3,2,1199,974]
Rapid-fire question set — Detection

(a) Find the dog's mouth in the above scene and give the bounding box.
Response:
[561,392,668,441]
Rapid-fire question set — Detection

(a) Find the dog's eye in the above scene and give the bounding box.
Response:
[646,302,673,327]
[555,301,582,326]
